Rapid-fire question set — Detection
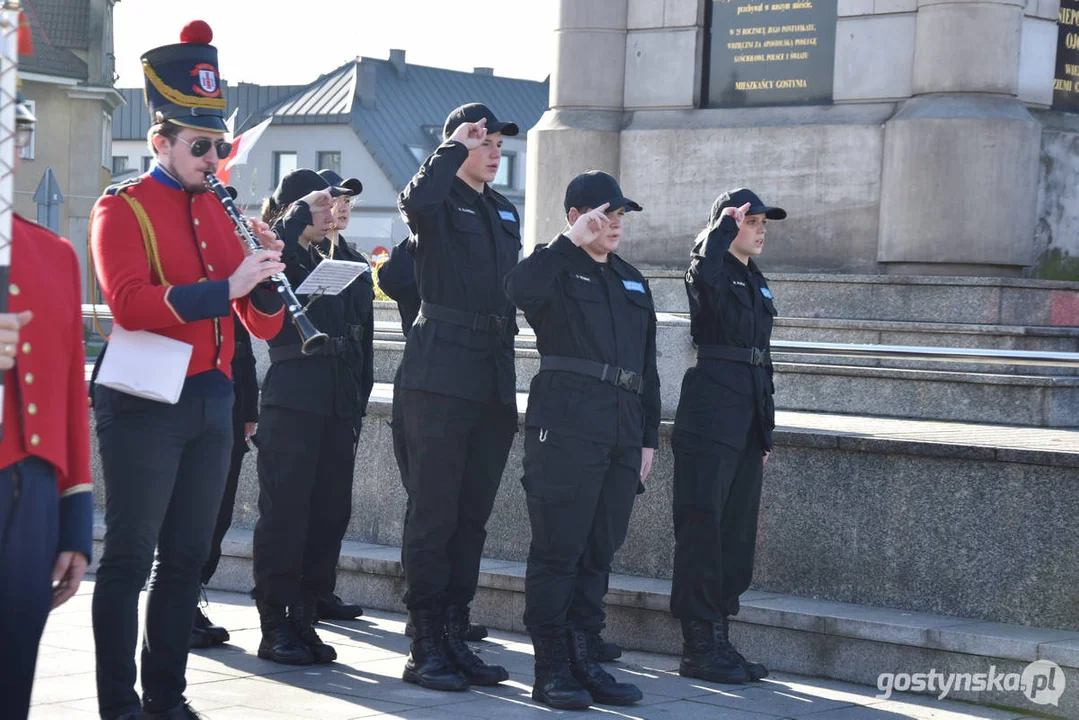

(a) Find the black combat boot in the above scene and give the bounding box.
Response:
[190,606,229,648]
[256,601,314,665]
[443,605,508,686]
[290,597,337,664]
[143,701,203,719]
[314,592,364,622]
[587,631,622,662]
[407,609,488,641]
[567,630,642,705]
[531,634,593,710]
[719,616,768,681]
[678,618,748,684]
[402,608,470,692]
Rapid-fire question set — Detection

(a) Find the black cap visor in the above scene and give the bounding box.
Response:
[749,204,787,220]
[607,196,643,213]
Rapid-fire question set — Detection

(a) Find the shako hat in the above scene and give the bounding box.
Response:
[141,20,227,132]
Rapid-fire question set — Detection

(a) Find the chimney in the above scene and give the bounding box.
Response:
[358,61,377,109]
[473,67,494,76]
[390,49,406,77]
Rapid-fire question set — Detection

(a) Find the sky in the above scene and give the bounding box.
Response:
[113,0,558,89]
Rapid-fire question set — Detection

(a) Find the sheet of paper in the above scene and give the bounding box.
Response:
[295,259,369,296]
[96,324,194,404]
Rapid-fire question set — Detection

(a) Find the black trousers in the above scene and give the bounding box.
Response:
[399,389,516,610]
[670,384,765,622]
[251,406,357,606]
[521,428,640,637]
[0,458,59,720]
[391,366,410,571]
[200,403,248,586]
[92,386,233,718]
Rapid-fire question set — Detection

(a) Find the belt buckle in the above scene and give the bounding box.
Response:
[616,368,641,394]
[751,347,765,366]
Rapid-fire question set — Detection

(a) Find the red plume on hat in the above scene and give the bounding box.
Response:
[180,20,213,44]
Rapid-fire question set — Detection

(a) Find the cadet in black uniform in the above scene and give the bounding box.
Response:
[251,169,374,666]
[670,188,783,685]
[504,171,659,710]
[396,103,519,691]
[191,313,257,649]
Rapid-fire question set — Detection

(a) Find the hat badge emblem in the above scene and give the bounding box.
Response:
[191,63,219,97]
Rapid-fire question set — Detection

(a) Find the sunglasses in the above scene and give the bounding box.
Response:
[174,136,233,159]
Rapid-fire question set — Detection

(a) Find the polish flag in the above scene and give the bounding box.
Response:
[215,116,273,185]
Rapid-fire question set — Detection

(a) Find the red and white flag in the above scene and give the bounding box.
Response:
[215,116,272,185]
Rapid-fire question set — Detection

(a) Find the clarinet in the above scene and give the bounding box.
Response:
[204,173,328,355]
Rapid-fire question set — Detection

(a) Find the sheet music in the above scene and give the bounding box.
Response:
[295,259,369,296]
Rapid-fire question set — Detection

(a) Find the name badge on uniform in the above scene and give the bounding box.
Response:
[574,273,594,283]
[498,210,516,222]
[623,280,646,293]
[732,280,747,287]
[761,287,773,299]
[456,206,476,215]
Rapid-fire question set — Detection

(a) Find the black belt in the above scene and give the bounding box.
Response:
[419,301,509,334]
[540,355,644,395]
[269,335,356,363]
[696,345,769,367]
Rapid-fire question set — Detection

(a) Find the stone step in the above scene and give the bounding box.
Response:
[368,334,1079,427]
[640,271,1079,326]
[88,521,1079,719]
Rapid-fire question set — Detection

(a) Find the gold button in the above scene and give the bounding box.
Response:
[194,218,200,226]
[27,402,37,415]
[216,358,221,366]
[207,264,214,272]
[24,372,32,385]
[201,242,207,249]
[30,434,40,447]
[21,342,30,354]
[9,284,18,296]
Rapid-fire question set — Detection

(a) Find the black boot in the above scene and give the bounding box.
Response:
[719,616,768,681]
[290,598,337,664]
[192,606,229,647]
[587,632,622,662]
[256,601,314,665]
[315,592,364,622]
[531,634,593,710]
[678,619,748,684]
[443,605,508,686]
[407,612,488,641]
[402,608,470,692]
[567,630,642,705]
[143,701,202,719]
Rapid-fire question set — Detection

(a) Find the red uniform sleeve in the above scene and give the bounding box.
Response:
[60,241,93,558]
[232,289,284,341]
[90,194,193,331]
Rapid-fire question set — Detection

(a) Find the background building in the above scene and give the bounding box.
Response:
[113,50,548,256]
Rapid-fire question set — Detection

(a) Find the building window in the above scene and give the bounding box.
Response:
[408,145,428,164]
[273,151,297,189]
[101,112,113,169]
[112,156,129,174]
[142,155,153,171]
[317,151,341,176]
[18,100,34,160]
[494,152,516,189]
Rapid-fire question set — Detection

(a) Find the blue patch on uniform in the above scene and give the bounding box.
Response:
[623,280,646,293]
[761,287,773,299]
[498,210,516,222]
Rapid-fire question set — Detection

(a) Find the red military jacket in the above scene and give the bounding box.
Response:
[89,165,284,378]
[0,214,93,558]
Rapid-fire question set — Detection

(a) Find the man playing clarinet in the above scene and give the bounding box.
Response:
[89,20,285,720]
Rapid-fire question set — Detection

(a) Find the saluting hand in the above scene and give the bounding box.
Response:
[722,202,752,227]
[449,117,488,150]
[566,202,611,248]
[247,218,284,254]
[0,310,32,371]
[229,250,285,299]
[299,188,334,229]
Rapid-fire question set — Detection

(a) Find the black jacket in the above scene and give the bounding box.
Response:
[397,141,520,405]
[378,235,421,336]
[259,202,375,428]
[682,217,777,448]
[505,234,661,449]
[231,313,259,424]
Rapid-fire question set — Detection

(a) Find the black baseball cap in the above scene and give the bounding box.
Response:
[272,168,358,209]
[318,169,363,196]
[442,103,519,140]
[564,171,642,214]
[709,188,786,229]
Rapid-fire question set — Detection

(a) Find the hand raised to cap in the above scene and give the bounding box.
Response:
[299,188,333,228]
[449,117,488,150]
[722,202,753,228]
[566,202,611,248]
